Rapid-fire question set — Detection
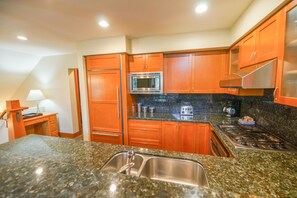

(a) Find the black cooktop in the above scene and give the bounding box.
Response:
[218,124,296,152]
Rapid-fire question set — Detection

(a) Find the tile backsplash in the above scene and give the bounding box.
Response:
[135,91,297,146]
[135,94,234,114]
[238,90,297,147]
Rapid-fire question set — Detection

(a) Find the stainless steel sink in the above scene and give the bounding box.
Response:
[101,151,209,187]
[101,152,144,176]
[139,157,208,187]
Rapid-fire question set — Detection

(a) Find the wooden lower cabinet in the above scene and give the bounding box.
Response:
[179,123,210,154]
[196,124,210,155]
[92,131,123,145]
[179,122,197,153]
[128,120,162,149]
[161,121,211,154]
[128,120,211,154]
[162,122,180,151]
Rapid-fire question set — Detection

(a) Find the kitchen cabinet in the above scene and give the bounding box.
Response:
[179,123,210,154]
[128,120,162,149]
[239,12,281,69]
[161,121,210,154]
[192,51,228,93]
[92,132,123,145]
[164,53,192,93]
[210,127,231,157]
[129,53,163,72]
[227,43,264,96]
[162,122,180,151]
[275,0,297,107]
[240,32,257,68]
[164,51,228,94]
[196,124,210,155]
[179,122,197,153]
[86,54,123,144]
[85,54,120,70]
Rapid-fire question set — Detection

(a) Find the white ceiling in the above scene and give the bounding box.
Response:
[0,0,253,56]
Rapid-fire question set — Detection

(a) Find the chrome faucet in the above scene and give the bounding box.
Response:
[117,151,135,175]
[117,162,135,174]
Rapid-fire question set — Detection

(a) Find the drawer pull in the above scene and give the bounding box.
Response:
[94,133,120,137]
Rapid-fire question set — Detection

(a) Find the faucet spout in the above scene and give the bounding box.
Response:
[117,162,135,174]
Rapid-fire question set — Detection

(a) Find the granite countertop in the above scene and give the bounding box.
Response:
[0,113,296,197]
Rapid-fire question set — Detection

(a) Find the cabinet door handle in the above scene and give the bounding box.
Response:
[96,133,120,137]
[254,51,257,61]
[273,87,278,101]
[117,86,120,118]
[250,52,254,61]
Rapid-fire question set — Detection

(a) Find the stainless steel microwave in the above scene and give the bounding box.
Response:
[130,72,163,94]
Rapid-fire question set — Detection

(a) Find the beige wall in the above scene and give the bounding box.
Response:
[131,29,231,54]
[231,0,287,43]
[0,120,8,144]
[12,53,78,134]
[68,69,79,133]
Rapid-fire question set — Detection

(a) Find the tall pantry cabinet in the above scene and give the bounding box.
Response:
[85,54,123,144]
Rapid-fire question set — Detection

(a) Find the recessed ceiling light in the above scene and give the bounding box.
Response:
[17,35,28,41]
[98,20,109,28]
[195,4,208,14]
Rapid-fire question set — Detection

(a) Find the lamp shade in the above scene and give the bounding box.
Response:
[26,89,45,101]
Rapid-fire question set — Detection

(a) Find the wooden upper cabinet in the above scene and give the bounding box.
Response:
[239,12,281,69]
[240,32,257,68]
[164,53,192,93]
[162,121,179,152]
[129,53,163,72]
[256,12,281,63]
[129,55,146,72]
[196,124,210,155]
[146,53,164,71]
[275,0,297,107]
[85,54,120,70]
[192,51,228,93]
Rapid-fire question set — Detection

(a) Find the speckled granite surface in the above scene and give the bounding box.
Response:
[0,113,297,197]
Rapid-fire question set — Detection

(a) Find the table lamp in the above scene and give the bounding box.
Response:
[26,89,45,114]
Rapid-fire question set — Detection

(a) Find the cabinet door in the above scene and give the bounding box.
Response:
[86,54,120,70]
[128,120,162,149]
[275,1,297,107]
[196,124,210,155]
[256,13,280,63]
[87,70,122,134]
[164,54,192,93]
[192,51,228,93]
[162,121,179,151]
[92,132,123,144]
[129,55,145,72]
[179,122,196,153]
[146,53,164,72]
[240,32,257,68]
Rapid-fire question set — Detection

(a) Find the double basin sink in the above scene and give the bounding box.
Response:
[101,151,208,187]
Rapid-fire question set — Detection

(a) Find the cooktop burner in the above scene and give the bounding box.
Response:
[218,124,296,152]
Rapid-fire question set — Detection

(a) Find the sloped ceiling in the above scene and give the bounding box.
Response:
[0,49,41,110]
